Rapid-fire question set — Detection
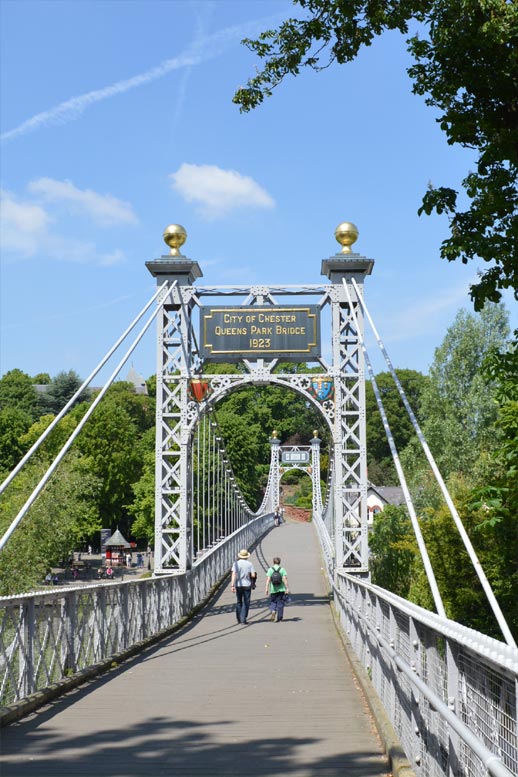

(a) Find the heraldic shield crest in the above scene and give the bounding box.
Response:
[309,377,334,402]
[189,379,211,403]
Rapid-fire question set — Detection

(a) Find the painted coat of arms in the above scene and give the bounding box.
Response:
[188,379,211,403]
[309,377,334,402]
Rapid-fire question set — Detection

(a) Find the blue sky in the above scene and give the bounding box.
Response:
[1,0,515,383]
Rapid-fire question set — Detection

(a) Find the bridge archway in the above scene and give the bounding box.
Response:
[146,223,374,578]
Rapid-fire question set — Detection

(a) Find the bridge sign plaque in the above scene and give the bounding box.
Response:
[200,305,320,361]
[282,450,310,464]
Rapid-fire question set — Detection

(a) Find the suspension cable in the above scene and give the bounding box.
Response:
[0,290,168,553]
[343,281,446,617]
[351,277,516,648]
[0,281,170,496]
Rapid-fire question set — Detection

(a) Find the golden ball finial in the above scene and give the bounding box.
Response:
[313,430,318,438]
[335,222,359,254]
[163,224,187,256]
[271,430,278,439]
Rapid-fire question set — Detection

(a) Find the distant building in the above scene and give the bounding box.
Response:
[125,366,148,395]
[367,483,405,526]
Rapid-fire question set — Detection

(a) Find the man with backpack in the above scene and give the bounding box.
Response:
[265,556,289,622]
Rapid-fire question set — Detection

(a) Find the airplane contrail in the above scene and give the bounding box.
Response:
[1,14,281,143]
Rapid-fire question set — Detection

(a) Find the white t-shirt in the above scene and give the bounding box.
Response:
[232,559,255,587]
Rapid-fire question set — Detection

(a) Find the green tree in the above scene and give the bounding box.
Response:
[468,339,518,638]
[234,0,518,312]
[0,407,34,472]
[366,369,427,484]
[91,381,155,434]
[407,475,517,639]
[38,370,89,415]
[76,383,154,532]
[214,408,263,507]
[369,505,416,597]
[411,304,510,478]
[146,374,156,398]
[214,381,330,506]
[0,451,101,594]
[32,373,51,384]
[128,428,156,544]
[18,409,87,464]
[0,369,39,420]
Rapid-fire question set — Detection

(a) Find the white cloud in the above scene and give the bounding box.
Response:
[0,190,51,257]
[28,178,137,226]
[0,185,129,266]
[170,163,275,219]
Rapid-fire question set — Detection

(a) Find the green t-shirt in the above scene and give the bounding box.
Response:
[267,566,287,593]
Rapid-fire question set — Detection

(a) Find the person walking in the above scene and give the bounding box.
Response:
[265,556,289,622]
[231,549,257,625]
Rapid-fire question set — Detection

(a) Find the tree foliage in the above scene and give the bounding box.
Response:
[76,383,154,531]
[234,0,518,311]
[366,369,427,484]
[370,305,516,640]
[370,505,416,597]
[128,429,156,544]
[37,370,89,416]
[0,369,40,421]
[1,334,516,637]
[214,382,331,507]
[0,451,101,595]
[402,303,510,479]
[0,407,34,473]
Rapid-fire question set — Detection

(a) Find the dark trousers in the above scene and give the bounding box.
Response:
[235,586,252,624]
[270,592,286,620]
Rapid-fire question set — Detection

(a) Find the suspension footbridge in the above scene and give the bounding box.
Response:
[1,223,517,777]
[0,521,393,777]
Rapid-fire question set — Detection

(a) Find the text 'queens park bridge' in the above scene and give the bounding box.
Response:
[0,223,517,777]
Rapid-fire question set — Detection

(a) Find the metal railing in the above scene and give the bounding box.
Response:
[310,516,518,777]
[333,565,518,777]
[0,514,271,708]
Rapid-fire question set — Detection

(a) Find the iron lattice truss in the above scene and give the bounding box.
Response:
[152,278,369,576]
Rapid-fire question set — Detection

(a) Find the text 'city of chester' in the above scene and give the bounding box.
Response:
[200,306,321,362]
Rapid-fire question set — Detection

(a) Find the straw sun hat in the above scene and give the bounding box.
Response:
[238,549,250,559]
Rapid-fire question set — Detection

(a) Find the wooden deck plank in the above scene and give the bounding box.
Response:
[0,521,390,777]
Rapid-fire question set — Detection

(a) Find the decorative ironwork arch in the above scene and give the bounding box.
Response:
[185,374,334,434]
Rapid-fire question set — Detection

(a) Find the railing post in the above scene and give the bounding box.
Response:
[63,590,77,675]
[141,580,148,640]
[409,615,422,772]
[446,639,461,777]
[20,599,35,698]
[121,584,129,650]
[97,586,107,661]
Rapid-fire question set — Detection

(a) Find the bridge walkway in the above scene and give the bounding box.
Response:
[1,521,390,776]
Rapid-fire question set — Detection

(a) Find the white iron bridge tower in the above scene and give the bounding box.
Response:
[146,222,374,579]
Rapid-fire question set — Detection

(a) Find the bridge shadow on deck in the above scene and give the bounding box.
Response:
[1,522,389,777]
